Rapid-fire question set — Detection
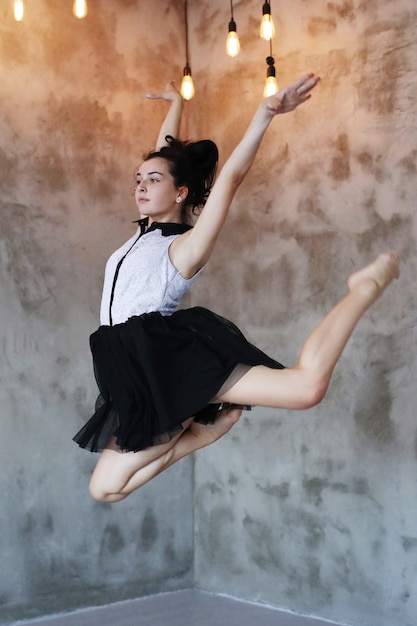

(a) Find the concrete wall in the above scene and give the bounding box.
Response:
[1,1,416,626]
[0,1,194,623]
[190,2,417,626]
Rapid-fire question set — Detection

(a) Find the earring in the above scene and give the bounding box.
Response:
[176,196,182,203]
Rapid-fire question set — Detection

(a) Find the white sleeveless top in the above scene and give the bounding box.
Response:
[100,221,200,326]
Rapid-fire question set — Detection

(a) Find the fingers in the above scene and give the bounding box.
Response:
[291,72,316,90]
[286,73,320,96]
[219,407,242,425]
[294,74,320,97]
[265,72,320,114]
[146,80,180,102]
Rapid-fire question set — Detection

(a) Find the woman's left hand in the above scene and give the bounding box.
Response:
[264,73,320,115]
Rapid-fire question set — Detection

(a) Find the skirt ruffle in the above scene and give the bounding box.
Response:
[73,306,284,453]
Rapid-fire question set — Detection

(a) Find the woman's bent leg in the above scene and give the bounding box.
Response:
[88,253,399,502]
[89,418,194,503]
[89,409,241,503]
[217,253,400,410]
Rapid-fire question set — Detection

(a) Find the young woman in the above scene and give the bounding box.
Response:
[73,75,400,503]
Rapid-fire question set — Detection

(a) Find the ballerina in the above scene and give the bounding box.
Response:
[72,76,400,503]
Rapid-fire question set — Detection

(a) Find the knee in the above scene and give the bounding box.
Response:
[89,478,108,502]
[89,476,125,504]
[223,407,242,424]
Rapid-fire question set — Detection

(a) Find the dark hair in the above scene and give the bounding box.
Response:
[144,135,219,219]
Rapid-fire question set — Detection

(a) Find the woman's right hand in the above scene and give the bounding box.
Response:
[146,80,183,104]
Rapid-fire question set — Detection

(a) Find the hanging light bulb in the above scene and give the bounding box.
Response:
[14,0,24,22]
[226,19,240,57]
[226,0,240,57]
[260,1,276,41]
[180,66,195,101]
[180,0,195,100]
[73,0,88,19]
[263,55,278,97]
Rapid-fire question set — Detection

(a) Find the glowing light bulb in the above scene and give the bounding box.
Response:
[260,2,276,40]
[180,67,195,101]
[73,0,88,19]
[226,18,240,57]
[260,15,276,40]
[263,56,278,97]
[264,75,279,97]
[14,0,24,22]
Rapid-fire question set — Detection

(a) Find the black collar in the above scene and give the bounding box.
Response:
[132,216,192,237]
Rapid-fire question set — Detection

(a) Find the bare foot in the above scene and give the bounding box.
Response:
[188,407,241,449]
[347,253,400,300]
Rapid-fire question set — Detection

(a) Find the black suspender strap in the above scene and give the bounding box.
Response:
[108,218,148,326]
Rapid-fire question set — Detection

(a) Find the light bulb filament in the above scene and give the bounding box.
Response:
[260,15,276,40]
[180,67,195,101]
[226,32,240,57]
[14,0,24,21]
[73,0,88,19]
[264,75,278,97]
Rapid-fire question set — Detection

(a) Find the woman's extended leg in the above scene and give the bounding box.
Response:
[217,253,400,410]
[89,253,398,502]
[89,409,241,503]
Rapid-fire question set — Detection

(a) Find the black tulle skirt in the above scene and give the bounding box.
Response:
[73,306,284,453]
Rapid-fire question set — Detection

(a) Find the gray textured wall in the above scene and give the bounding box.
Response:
[0,1,193,623]
[190,2,417,626]
[1,1,416,626]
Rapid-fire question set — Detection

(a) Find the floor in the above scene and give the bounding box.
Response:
[16,589,343,626]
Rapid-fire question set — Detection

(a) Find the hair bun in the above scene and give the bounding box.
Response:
[184,140,218,177]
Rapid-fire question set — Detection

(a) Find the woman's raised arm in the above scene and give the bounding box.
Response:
[146,81,184,149]
[171,73,320,278]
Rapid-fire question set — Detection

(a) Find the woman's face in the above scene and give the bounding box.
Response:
[135,157,186,222]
